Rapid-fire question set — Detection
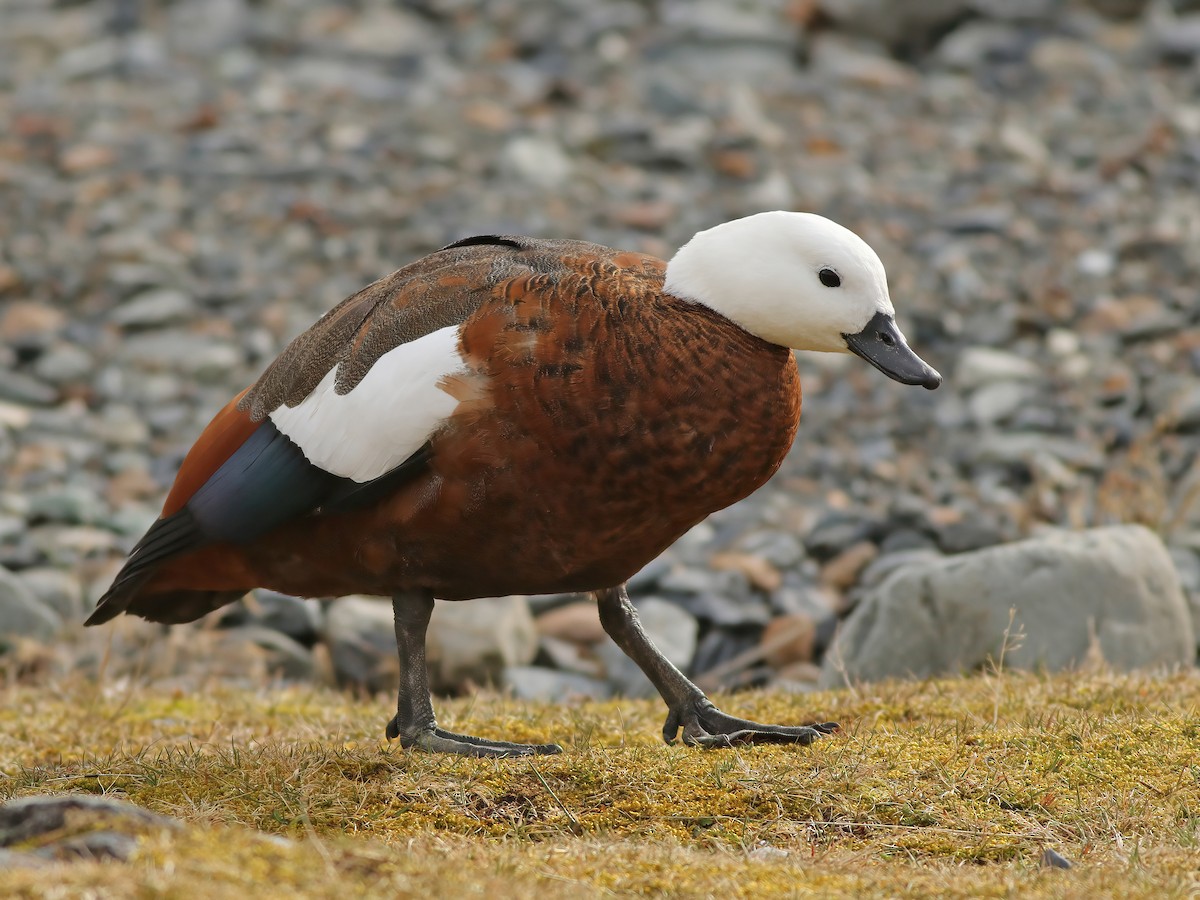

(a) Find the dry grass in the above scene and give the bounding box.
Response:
[0,670,1197,898]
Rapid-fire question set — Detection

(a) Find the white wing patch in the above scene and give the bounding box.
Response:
[269,325,466,483]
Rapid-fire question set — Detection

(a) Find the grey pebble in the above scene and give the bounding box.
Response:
[0,565,62,646]
[110,288,195,329]
[504,666,613,703]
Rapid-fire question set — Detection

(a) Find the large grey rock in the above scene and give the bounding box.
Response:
[821,526,1194,687]
[0,566,62,648]
[426,596,538,692]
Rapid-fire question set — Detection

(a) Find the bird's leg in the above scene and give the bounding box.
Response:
[386,592,562,757]
[595,585,838,748]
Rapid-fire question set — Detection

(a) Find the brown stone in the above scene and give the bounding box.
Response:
[709,551,783,592]
[0,302,64,341]
[534,600,605,644]
[820,540,878,591]
[760,614,816,669]
[59,144,116,175]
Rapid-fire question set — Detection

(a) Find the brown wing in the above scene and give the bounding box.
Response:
[240,235,627,420]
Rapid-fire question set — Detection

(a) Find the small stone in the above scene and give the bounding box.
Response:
[110,289,195,329]
[1150,14,1200,60]
[535,600,604,644]
[538,635,605,678]
[816,0,968,54]
[935,517,1008,554]
[809,35,918,89]
[969,381,1030,426]
[0,566,62,647]
[28,486,107,526]
[710,551,783,591]
[748,845,790,861]
[690,628,763,686]
[1040,848,1072,869]
[0,795,179,849]
[504,666,613,702]
[32,342,94,385]
[17,568,85,621]
[878,528,938,554]
[1076,248,1116,277]
[805,513,880,561]
[0,372,58,406]
[427,596,538,692]
[770,582,839,619]
[219,591,322,645]
[58,144,117,174]
[40,831,140,863]
[321,596,398,693]
[820,541,879,591]
[737,530,805,569]
[501,136,573,189]
[761,614,817,669]
[955,347,1042,391]
[217,626,314,681]
[0,303,65,345]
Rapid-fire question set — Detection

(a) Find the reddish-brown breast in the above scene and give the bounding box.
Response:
[144,239,802,601]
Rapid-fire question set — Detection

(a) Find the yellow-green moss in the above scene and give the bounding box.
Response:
[0,670,1197,898]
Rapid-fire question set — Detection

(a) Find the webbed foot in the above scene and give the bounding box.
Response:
[663,696,839,748]
[386,718,563,758]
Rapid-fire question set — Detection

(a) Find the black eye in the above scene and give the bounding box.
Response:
[818,268,841,288]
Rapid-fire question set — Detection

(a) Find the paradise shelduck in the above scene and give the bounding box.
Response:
[87,210,941,757]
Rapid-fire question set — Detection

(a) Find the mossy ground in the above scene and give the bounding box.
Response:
[0,669,1197,898]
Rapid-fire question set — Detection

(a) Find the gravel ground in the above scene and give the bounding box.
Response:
[0,0,1198,696]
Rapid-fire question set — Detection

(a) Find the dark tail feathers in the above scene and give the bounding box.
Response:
[85,509,208,626]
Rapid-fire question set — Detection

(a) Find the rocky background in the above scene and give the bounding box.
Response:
[1,0,1198,704]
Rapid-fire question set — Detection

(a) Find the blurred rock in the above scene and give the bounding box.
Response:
[218,591,322,645]
[0,794,179,864]
[427,596,538,691]
[110,289,195,329]
[504,666,613,702]
[761,613,818,669]
[0,566,62,647]
[816,0,969,56]
[821,526,1194,686]
[955,347,1043,390]
[216,626,315,681]
[535,600,604,644]
[321,596,397,693]
[820,540,879,591]
[17,567,85,621]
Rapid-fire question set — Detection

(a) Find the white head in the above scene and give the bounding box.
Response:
[665,211,941,389]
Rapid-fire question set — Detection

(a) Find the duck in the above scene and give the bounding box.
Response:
[87,210,941,757]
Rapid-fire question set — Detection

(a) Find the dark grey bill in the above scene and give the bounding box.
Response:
[842,311,942,390]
